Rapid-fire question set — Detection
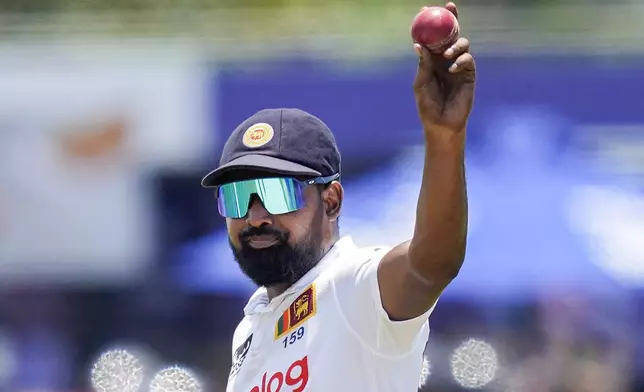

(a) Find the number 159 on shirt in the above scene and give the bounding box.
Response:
[282,326,305,348]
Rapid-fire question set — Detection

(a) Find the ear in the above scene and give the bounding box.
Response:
[322,181,343,220]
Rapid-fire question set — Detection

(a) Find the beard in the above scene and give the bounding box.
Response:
[229,216,325,288]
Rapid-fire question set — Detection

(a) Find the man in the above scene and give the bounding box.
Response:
[201,3,475,390]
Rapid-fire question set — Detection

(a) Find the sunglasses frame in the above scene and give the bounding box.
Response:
[214,173,340,193]
[214,173,340,218]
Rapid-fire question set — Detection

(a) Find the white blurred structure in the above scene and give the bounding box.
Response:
[0,41,211,285]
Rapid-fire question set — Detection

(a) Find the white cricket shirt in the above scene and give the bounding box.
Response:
[226,236,435,392]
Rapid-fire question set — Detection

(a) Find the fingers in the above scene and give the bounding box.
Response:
[448,52,475,73]
[444,2,458,19]
[442,37,473,73]
[444,37,470,59]
[413,44,434,92]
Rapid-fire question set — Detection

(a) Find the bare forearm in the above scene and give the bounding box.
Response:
[409,130,468,283]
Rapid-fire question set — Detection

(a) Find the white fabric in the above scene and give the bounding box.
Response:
[226,237,436,392]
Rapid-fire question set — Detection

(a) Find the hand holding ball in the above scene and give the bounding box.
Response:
[410,2,475,137]
[411,6,459,54]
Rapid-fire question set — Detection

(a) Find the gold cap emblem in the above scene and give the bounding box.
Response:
[242,123,274,148]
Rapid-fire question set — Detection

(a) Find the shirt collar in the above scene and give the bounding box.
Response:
[243,236,356,315]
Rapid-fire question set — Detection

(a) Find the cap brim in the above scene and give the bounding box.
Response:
[201,154,322,187]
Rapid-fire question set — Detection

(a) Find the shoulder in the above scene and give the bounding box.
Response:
[328,237,390,269]
[324,242,431,356]
[354,245,390,264]
[327,242,391,281]
[322,240,392,302]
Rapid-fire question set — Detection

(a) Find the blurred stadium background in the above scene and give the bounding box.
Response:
[0,0,643,390]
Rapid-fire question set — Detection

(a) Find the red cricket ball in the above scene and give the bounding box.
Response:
[411,6,460,54]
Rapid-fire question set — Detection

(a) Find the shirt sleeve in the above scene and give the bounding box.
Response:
[330,246,436,357]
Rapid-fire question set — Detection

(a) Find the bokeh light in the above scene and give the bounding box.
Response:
[150,365,203,392]
[418,356,431,388]
[450,338,498,389]
[90,348,144,392]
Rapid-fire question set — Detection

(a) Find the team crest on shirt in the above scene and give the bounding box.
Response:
[275,284,317,340]
[242,123,274,148]
[229,334,253,378]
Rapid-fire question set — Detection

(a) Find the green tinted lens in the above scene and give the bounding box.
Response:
[217,177,306,218]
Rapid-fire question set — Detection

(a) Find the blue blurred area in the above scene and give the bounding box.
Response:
[175,55,644,302]
[214,56,644,166]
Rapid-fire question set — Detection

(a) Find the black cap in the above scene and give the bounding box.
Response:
[201,108,341,187]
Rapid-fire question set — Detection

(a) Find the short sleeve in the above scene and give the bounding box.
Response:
[330,246,435,357]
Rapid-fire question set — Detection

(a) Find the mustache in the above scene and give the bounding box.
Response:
[239,226,289,241]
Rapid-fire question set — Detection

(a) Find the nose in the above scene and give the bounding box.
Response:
[246,195,273,227]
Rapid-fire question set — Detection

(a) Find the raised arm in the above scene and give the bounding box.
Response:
[378,2,475,320]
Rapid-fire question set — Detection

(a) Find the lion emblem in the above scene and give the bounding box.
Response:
[294,294,310,319]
